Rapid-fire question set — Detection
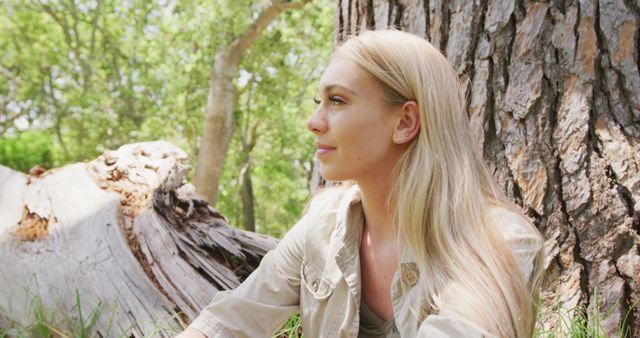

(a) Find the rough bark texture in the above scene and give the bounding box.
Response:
[0,141,277,337]
[335,0,639,335]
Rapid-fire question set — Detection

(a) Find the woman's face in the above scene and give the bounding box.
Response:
[307,56,404,182]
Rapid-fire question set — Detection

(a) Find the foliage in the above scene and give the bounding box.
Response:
[215,0,333,234]
[0,130,62,172]
[0,0,333,237]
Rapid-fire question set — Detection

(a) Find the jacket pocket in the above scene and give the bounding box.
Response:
[301,259,335,301]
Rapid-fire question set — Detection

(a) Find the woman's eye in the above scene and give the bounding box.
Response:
[313,97,321,105]
[329,96,345,105]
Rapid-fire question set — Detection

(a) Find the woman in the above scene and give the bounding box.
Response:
[178,29,545,338]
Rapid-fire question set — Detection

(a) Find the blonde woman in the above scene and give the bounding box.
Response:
[178,30,545,338]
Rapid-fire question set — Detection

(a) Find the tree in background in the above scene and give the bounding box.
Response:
[335,0,639,336]
[192,0,312,207]
[1,0,202,161]
[1,0,333,236]
[216,6,332,233]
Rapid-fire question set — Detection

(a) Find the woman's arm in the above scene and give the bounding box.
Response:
[183,212,310,338]
[175,328,207,338]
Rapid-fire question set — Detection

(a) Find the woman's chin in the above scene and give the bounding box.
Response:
[318,168,342,182]
[321,173,354,183]
[320,172,338,182]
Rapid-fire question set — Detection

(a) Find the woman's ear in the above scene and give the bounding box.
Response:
[393,100,420,144]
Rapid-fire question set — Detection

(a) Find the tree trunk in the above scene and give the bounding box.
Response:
[0,141,277,337]
[238,90,259,233]
[240,161,256,232]
[194,51,236,207]
[193,0,312,206]
[335,0,639,335]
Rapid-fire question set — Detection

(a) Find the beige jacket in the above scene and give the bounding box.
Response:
[190,185,543,338]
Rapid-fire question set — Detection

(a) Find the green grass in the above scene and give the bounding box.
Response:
[0,289,115,338]
[534,288,637,338]
[0,287,185,338]
[273,314,303,338]
[1,289,635,338]
[0,283,288,338]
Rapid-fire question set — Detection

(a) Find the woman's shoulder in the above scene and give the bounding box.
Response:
[488,205,545,282]
[488,206,543,245]
[294,184,361,252]
[305,184,359,217]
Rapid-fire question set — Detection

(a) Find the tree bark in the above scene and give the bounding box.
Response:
[239,86,259,232]
[240,161,256,232]
[0,141,277,337]
[335,0,639,335]
[193,0,312,206]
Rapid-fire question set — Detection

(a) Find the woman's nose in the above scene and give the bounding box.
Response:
[307,106,328,134]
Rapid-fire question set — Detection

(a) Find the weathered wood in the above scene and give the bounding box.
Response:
[336,0,640,335]
[0,141,277,337]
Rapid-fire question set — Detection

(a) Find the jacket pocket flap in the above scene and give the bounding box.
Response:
[301,259,335,300]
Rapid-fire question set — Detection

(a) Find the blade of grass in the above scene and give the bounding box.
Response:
[75,289,85,338]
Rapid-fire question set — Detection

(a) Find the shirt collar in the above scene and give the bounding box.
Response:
[334,184,417,262]
[332,184,363,258]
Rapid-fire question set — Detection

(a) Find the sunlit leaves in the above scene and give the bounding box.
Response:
[0,0,333,237]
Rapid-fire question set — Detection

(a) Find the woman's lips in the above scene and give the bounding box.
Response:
[315,143,336,157]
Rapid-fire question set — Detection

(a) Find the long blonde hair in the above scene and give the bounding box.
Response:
[335,30,544,337]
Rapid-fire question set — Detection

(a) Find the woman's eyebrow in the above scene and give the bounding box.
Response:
[317,84,358,96]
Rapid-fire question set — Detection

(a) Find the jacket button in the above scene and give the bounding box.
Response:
[312,279,319,292]
[419,302,430,323]
[401,262,419,287]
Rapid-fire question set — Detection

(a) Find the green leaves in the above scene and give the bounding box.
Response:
[0,0,333,237]
[213,0,333,234]
[0,130,58,172]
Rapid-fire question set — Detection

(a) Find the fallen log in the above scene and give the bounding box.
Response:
[0,141,277,337]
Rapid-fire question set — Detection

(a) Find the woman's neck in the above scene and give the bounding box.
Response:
[357,177,396,244]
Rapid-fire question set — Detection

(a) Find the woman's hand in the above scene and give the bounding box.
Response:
[174,328,207,338]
